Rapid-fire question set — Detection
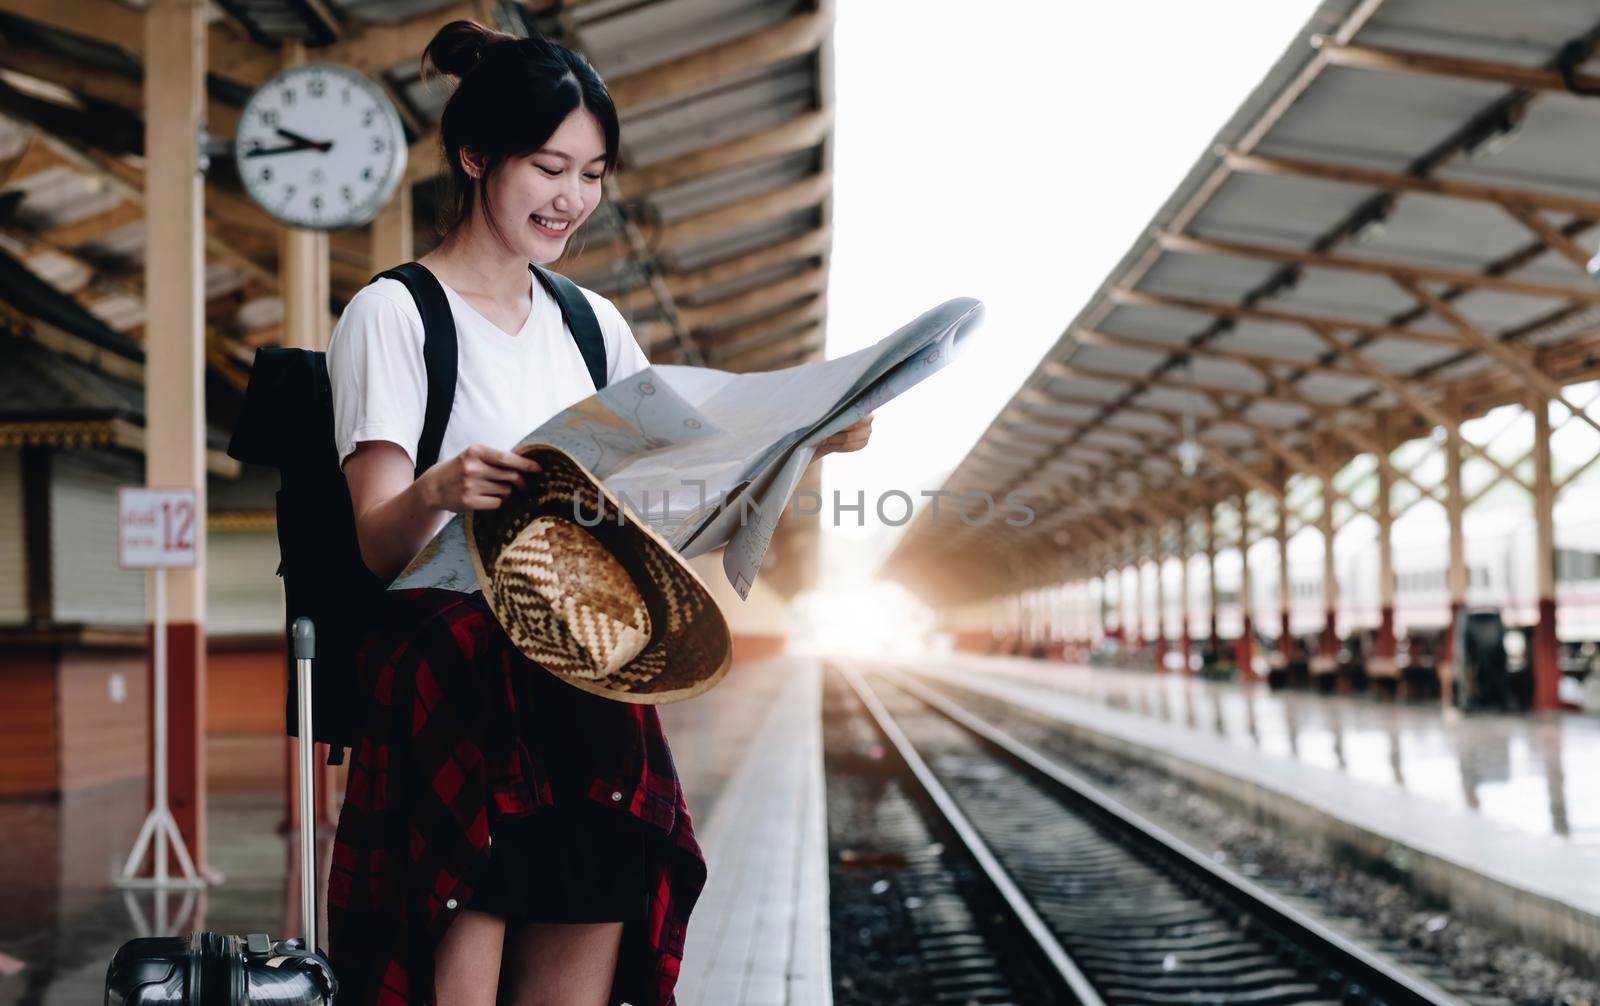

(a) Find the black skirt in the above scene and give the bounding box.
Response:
[464,654,649,925]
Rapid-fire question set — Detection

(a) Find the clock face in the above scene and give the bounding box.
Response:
[235,62,408,231]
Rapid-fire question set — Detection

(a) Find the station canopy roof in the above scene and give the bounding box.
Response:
[0,0,834,595]
[881,0,1600,609]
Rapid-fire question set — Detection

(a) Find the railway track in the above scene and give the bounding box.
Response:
[831,659,1466,1006]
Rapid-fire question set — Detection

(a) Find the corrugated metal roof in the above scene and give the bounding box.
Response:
[0,0,834,594]
[883,0,1600,607]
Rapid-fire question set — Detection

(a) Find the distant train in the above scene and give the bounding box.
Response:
[1207,504,1600,647]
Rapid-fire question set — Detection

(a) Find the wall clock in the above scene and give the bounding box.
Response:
[235,62,408,231]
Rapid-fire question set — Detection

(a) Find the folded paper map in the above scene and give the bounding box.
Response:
[389,296,986,599]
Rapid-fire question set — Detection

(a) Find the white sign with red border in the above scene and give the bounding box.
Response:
[118,487,199,570]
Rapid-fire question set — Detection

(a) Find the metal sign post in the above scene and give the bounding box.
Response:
[115,487,206,891]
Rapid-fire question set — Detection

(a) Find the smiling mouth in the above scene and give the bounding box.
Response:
[530,213,572,234]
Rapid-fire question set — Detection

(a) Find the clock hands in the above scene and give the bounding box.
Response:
[242,127,334,158]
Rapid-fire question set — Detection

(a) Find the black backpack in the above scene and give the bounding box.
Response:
[226,261,609,765]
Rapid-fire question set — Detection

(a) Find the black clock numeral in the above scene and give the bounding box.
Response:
[341,86,352,105]
[260,109,279,127]
[362,108,376,127]
[284,184,296,199]
[371,136,387,154]
[311,195,323,211]
[341,185,354,202]
[259,167,272,182]
[282,87,296,107]
[361,166,372,181]
[308,77,326,98]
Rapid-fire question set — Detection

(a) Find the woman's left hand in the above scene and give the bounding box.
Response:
[815,413,873,458]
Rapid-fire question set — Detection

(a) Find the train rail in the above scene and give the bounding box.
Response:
[831,658,1467,1006]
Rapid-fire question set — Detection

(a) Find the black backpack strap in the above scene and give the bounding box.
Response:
[532,263,608,390]
[371,263,457,477]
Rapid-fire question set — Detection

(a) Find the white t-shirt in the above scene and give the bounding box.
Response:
[328,267,650,479]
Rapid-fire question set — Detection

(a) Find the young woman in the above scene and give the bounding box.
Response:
[323,20,871,1006]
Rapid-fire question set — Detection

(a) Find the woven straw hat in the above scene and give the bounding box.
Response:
[464,444,733,703]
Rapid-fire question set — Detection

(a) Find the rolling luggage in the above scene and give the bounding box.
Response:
[105,617,339,1005]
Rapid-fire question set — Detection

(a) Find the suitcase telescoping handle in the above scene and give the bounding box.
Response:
[292,616,319,955]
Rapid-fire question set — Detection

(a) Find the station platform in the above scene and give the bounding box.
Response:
[0,652,830,1005]
[903,653,1600,972]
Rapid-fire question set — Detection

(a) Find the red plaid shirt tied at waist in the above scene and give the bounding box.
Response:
[326,587,707,1005]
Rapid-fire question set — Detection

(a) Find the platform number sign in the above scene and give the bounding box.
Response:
[119,488,198,569]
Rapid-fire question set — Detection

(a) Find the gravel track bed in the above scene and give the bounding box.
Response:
[910,671,1599,1006]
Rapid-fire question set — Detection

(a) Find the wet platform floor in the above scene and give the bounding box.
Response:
[929,654,1600,845]
[0,652,828,1005]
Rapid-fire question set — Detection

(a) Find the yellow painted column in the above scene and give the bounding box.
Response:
[370,181,414,273]
[143,0,209,877]
[279,41,332,351]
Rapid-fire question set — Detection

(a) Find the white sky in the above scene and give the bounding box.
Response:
[813,0,1326,594]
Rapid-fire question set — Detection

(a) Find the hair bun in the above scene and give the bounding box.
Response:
[422,19,516,82]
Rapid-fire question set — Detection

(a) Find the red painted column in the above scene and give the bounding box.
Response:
[1533,599,1560,710]
[1375,607,1396,662]
[145,622,207,876]
[1530,394,1560,711]
[1440,601,1465,703]
[1236,614,1255,680]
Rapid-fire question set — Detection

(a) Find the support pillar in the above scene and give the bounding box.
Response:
[1531,393,1560,711]
[1204,503,1219,655]
[1318,440,1339,668]
[1374,414,1397,675]
[370,180,413,273]
[1126,534,1139,652]
[1236,494,1254,680]
[1443,398,1466,708]
[1276,480,1292,658]
[276,39,338,831]
[279,44,332,354]
[144,0,209,878]
[1130,531,1146,661]
[1152,526,1168,671]
[1178,516,1193,673]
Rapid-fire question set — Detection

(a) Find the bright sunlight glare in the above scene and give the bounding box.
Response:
[789,581,941,657]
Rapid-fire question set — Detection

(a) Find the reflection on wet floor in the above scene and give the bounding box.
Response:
[0,787,310,1005]
[0,656,784,1002]
[956,657,1600,846]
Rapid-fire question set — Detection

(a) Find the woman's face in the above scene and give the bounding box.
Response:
[469,106,608,264]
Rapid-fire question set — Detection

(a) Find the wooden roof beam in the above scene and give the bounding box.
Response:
[0,0,144,53]
[716,323,824,370]
[704,296,826,364]
[11,122,278,289]
[1110,287,1461,347]
[563,172,829,278]
[620,109,832,196]
[1156,229,1600,305]
[1312,35,1600,96]
[675,264,824,330]
[1222,149,1600,221]
[39,201,142,248]
[1283,327,1522,494]
[1494,200,1595,274]
[606,7,830,111]
[217,0,492,87]
[677,226,829,293]
[1396,276,1600,442]
[1045,360,1313,410]
[1073,326,1364,380]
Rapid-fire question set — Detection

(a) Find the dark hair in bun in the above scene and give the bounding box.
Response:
[420,20,621,245]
